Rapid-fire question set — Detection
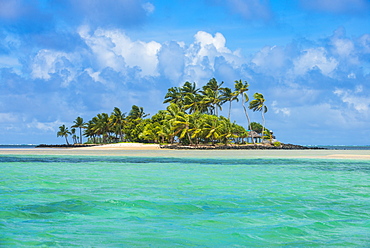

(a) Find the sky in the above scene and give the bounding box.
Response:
[0,0,369,145]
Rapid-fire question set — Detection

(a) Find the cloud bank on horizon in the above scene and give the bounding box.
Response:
[0,0,369,145]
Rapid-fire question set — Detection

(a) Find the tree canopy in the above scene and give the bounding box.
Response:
[57,78,271,145]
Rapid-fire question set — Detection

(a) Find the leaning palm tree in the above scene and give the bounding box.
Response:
[249,93,268,140]
[71,116,86,144]
[234,79,254,144]
[57,125,71,145]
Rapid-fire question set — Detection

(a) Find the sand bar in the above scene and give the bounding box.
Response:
[0,143,369,160]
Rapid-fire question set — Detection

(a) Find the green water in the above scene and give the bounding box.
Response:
[1,155,369,247]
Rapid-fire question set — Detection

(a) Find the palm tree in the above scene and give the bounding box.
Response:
[201,78,225,116]
[109,107,126,142]
[202,115,222,145]
[173,112,194,144]
[71,128,78,144]
[249,93,268,140]
[163,87,184,109]
[94,113,110,143]
[184,93,203,114]
[234,79,254,144]
[71,116,85,144]
[218,116,238,145]
[128,105,148,120]
[181,81,199,95]
[84,120,97,143]
[221,87,239,120]
[57,125,71,145]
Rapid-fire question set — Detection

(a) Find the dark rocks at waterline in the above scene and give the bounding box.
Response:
[160,143,326,150]
[36,144,97,148]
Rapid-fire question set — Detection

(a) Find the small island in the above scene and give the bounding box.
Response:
[48,78,323,150]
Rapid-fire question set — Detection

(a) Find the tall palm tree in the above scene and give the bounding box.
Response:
[94,113,110,143]
[71,128,78,144]
[71,116,85,144]
[181,81,199,95]
[201,78,225,116]
[249,93,268,140]
[234,79,254,143]
[163,87,184,110]
[184,93,203,114]
[221,87,239,120]
[128,105,148,120]
[84,120,97,143]
[57,125,71,145]
[109,107,126,142]
[200,88,218,115]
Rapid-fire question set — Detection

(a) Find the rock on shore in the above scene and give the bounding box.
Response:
[36,144,97,148]
[160,143,325,150]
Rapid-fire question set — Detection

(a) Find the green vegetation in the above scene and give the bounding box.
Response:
[273,141,282,147]
[57,78,273,145]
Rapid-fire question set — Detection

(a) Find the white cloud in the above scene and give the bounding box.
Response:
[271,101,291,116]
[359,34,370,53]
[293,47,338,76]
[181,31,243,83]
[0,113,18,123]
[158,41,185,83]
[251,45,288,76]
[31,49,77,86]
[26,119,62,132]
[0,55,20,70]
[79,27,161,77]
[334,87,370,113]
[142,2,155,14]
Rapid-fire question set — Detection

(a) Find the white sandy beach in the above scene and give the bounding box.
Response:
[74,143,160,150]
[0,143,369,160]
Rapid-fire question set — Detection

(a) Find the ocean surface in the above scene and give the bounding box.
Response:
[1,154,369,247]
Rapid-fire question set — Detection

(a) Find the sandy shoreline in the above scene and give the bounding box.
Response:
[0,143,369,160]
[73,143,161,150]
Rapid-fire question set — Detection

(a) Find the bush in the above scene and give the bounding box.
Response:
[273,141,281,147]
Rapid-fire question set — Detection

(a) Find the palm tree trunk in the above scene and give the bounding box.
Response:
[242,100,255,144]
[228,101,232,120]
[65,136,70,145]
[261,111,265,141]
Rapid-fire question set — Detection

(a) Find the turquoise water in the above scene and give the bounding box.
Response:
[1,155,369,247]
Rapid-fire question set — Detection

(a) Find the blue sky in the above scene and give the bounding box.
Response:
[0,0,369,145]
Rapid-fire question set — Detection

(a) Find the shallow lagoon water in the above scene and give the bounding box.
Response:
[1,153,369,247]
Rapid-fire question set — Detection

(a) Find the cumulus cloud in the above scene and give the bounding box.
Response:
[79,27,161,77]
[292,47,338,77]
[158,41,185,83]
[334,86,370,114]
[31,49,78,86]
[1,25,370,144]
